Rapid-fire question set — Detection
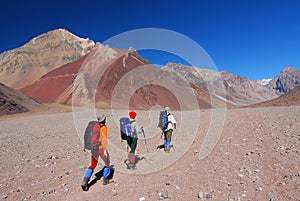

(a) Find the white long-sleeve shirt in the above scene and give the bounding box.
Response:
[130,118,142,138]
[165,113,176,131]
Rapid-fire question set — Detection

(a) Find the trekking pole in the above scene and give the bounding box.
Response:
[141,127,149,152]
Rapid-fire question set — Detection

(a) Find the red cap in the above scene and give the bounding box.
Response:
[129,111,137,119]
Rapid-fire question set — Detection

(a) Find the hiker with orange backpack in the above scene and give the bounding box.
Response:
[81,114,111,191]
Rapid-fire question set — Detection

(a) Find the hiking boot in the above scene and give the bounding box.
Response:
[103,178,110,185]
[165,147,170,153]
[81,178,89,191]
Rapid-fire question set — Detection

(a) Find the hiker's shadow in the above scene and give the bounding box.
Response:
[124,155,147,170]
[156,144,165,150]
[156,144,174,151]
[88,165,115,190]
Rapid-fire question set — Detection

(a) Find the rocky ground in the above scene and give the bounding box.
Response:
[0,106,299,201]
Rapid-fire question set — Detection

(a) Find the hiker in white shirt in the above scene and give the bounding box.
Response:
[163,107,176,152]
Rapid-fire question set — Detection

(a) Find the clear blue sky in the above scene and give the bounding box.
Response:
[1,0,299,80]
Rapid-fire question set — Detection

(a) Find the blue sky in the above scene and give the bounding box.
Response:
[1,0,299,80]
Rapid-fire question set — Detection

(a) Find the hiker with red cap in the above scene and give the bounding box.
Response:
[127,111,143,165]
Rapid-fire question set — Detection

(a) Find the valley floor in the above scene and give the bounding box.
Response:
[0,106,299,200]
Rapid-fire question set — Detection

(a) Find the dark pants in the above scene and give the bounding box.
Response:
[164,129,173,148]
[127,137,138,155]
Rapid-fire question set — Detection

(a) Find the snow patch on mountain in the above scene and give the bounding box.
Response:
[257,78,272,86]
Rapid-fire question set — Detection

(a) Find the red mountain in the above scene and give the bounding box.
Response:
[20,44,228,110]
[3,29,300,113]
[20,45,182,109]
[21,53,90,104]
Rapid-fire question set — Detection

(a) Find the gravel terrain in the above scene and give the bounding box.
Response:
[0,106,299,201]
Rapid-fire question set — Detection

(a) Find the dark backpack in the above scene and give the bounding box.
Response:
[158,111,170,130]
[120,117,132,140]
[84,121,100,150]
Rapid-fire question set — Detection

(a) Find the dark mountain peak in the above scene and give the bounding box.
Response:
[267,66,300,94]
[281,66,297,73]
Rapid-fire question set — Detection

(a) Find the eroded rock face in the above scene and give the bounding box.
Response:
[247,86,300,107]
[164,63,278,106]
[18,46,185,110]
[0,29,96,89]
[0,82,43,116]
[18,45,230,110]
[267,66,300,95]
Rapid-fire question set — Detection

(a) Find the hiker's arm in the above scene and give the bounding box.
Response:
[170,115,177,129]
[100,126,108,151]
[133,121,142,134]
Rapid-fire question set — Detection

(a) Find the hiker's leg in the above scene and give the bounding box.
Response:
[167,130,172,142]
[163,131,168,147]
[89,149,99,169]
[99,148,110,167]
[99,148,111,184]
[131,138,138,155]
[103,166,111,178]
[85,151,98,178]
[82,153,98,191]
[84,167,93,180]
[82,167,92,191]
[166,130,172,149]
[127,138,132,153]
[84,154,98,179]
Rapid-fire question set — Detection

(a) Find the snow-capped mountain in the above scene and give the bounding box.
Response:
[257,78,272,86]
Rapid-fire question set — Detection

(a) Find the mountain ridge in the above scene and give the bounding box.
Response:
[164,62,279,106]
[1,29,300,114]
[266,66,300,94]
[0,28,96,89]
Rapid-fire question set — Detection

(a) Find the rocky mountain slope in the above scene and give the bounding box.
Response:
[248,86,300,108]
[267,66,300,95]
[0,29,96,89]
[257,78,272,86]
[20,45,228,110]
[164,63,278,106]
[0,82,43,116]
[1,29,300,112]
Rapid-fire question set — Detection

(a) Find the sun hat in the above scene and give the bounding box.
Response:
[97,114,107,122]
